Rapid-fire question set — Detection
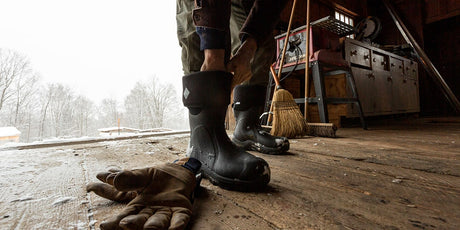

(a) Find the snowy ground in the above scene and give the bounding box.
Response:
[0,130,189,151]
[0,132,191,230]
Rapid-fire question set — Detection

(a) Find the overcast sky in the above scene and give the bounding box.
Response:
[0,0,184,103]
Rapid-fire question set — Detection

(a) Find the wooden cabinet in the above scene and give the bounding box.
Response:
[344,38,419,117]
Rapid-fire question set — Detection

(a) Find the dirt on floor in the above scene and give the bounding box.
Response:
[0,117,459,230]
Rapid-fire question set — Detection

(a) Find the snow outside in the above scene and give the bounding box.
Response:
[0,48,189,144]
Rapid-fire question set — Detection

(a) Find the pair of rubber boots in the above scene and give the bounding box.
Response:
[183,71,289,191]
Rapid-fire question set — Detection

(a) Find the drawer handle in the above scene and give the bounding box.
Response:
[403,79,407,83]
[391,63,395,67]
[387,76,393,82]
[381,61,387,66]
[367,73,375,79]
[364,54,369,60]
[350,50,358,56]
[399,65,402,69]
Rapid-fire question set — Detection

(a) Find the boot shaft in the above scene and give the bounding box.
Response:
[233,84,266,134]
[182,72,270,191]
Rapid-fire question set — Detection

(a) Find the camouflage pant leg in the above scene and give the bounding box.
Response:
[176,0,276,85]
[176,0,203,75]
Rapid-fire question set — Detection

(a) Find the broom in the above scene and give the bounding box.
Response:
[303,0,337,138]
[271,62,337,138]
[270,65,308,138]
[267,0,307,138]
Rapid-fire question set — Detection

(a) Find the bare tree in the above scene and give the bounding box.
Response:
[38,83,75,137]
[99,98,121,128]
[12,72,40,126]
[74,95,94,136]
[124,82,148,129]
[38,84,53,139]
[123,77,179,130]
[0,49,32,112]
[145,77,177,128]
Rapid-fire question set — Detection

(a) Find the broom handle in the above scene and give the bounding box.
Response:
[267,65,280,125]
[277,0,298,79]
[270,65,281,88]
[304,0,311,120]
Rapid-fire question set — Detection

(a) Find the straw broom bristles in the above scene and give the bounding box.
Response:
[270,89,308,138]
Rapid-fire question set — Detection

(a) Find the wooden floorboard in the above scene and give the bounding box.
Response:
[0,118,459,229]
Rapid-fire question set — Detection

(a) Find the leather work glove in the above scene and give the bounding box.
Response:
[86,158,201,230]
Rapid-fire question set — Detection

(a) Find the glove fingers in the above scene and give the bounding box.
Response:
[169,208,192,230]
[100,205,142,230]
[86,182,136,203]
[96,171,117,185]
[119,206,156,230]
[114,168,152,191]
[144,207,172,230]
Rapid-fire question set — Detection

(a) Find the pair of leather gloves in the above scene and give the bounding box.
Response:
[86,158,201,230]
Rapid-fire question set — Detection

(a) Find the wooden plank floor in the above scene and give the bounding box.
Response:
[0,117,458,229]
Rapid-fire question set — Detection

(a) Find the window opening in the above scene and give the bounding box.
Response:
[335,11,354,38]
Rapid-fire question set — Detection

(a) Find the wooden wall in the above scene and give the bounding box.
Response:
[423,16,460,115]
[367,0,424,46]
[425,0,460,23]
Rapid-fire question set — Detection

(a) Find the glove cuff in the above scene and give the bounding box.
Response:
[157,163,197,192]
[174,157,201,174]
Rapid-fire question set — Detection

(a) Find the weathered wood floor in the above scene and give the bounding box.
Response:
[0,117,459,229]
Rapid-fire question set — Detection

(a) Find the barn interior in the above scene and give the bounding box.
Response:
[0,0,459,229]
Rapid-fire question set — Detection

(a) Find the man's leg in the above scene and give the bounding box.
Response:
[177,0,270,191]
[176,0,203,74]
[229,0,289,154]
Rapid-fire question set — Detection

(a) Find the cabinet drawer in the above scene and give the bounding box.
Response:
[389,57,404,75]
[406,79,420,111]
[372,52,389,71]
[350,67,374,114]
[404,60,418,80]
[346,43,371,68]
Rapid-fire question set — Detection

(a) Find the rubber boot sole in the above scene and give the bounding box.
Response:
[200,166,269,192]
[232,137,290,155]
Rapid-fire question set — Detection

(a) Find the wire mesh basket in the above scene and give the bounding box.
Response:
[310,16,355,37]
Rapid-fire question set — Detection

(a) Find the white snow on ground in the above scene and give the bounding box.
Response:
[88,220,98,228]
[97,126,140,132]
[52,196,75,206]
[70,221,88,230]
[10,196,34,202]
[0,127,21,137]
[0,130,190,150]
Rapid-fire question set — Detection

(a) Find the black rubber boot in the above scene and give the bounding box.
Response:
[232,85,289,155]
[182,71,270,191]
